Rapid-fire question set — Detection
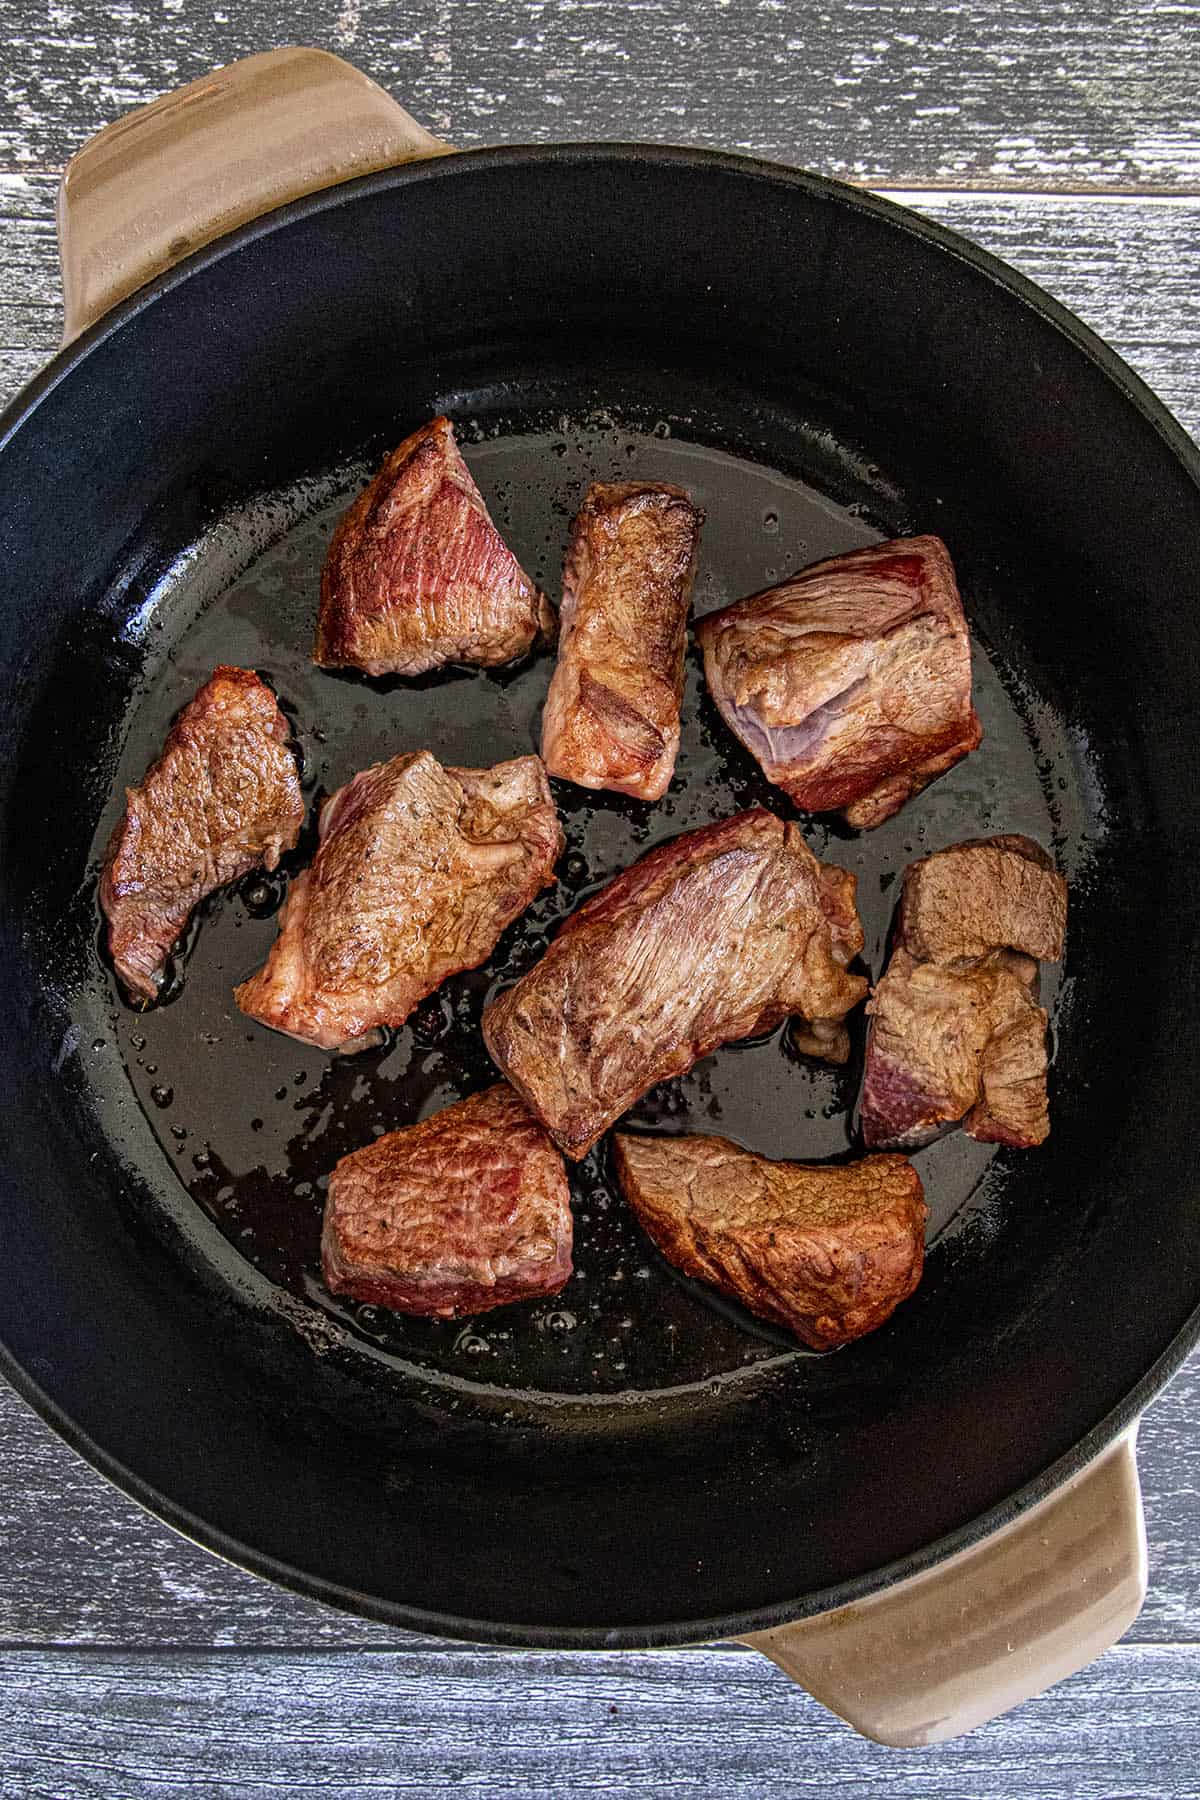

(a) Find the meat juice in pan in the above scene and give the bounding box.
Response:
[83,415,1098,1397]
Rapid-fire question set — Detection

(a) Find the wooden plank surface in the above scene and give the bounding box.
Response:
[3,1644,1200,1797]
[0,0,1197,192]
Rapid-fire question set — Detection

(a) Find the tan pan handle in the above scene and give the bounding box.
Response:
[56,46,450,343]
[740,1427,1145,1745]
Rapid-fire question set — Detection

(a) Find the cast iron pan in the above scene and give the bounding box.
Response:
[1,141,1199,1645]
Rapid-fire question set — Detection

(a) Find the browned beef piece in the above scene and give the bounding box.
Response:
[236,751,562,1053]
[323,1085,572,1317]
[540,480,703,801]
[314,416,554,676]
[613,1132,926,1349]
[862,948,1051,1149]
[697,535,982,828]
[899,832,1067,964]
[100,666,304,1002]
[861,835,1068,1150]
[482,808,867,1159]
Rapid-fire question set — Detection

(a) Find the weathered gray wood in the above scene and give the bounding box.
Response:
[0,0,1197,192]
[2,1643,1200,1796]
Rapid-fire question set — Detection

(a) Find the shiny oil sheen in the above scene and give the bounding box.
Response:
[82,413,1095,1398]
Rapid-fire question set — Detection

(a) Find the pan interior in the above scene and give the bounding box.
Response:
[79,405,1099,1402]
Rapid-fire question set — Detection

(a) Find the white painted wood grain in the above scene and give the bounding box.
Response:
[2,1643,1200,1796]
[0,0,1197,191]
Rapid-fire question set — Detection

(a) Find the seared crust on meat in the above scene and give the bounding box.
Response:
[323,1084,572,1317]
[236,751,562,1052]
[697,535,981,828]
[482,807,867,1159]
[541,480,703,800]
[100,666,304,1001]
[614,1132,926,1349]
[315,416,554,676]
[862,948,1051,1148]
[862,835,1068,1150]
[898,833,1067,964]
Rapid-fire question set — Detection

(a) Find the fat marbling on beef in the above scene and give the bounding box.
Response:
[862,834,1067,1150]
[540,480,703,801]
[614,1132,926,1349]
[482,808,868,1159]
[101,665,304,1002]
[314,416,555,676]
[236,750,562,1052]
[697,535,982,828]
[323,1084,572,1317]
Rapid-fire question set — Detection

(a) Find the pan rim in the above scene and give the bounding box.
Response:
[2,140,1198,1646]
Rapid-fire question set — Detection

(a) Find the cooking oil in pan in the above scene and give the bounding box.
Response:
[82,414,1103,1400]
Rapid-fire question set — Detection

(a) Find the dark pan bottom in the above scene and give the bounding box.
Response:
[82,400,1095,1404]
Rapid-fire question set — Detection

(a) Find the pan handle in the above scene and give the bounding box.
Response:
[56,46,450,344]
[738,1426,1146,1745]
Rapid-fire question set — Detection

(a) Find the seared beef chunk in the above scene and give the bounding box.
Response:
[236,751,562,1052]
[323,1085,572,1317]
[862,834,1068,1150]
[614,1132,926,1349]
[101,666,304,1002]
[697,535,982,828]
[314,416,554,676]
[483,808,867,1159]
[899,832,1067,964]
[863,948,1050,1148]
[540,480,703,800]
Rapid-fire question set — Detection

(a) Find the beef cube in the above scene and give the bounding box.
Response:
[862,948,1051,1149]
[100,666,304,1001]
[697,535,982,828]
[899,832,1067,964]
[483,808,867,1159]
[323,1084,572,1317]
[236,750,562,1052]
[614,1131,926,1349]
[540,480,703,800]
[314,416,554,676]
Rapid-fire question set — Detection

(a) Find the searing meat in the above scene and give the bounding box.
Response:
[322,1085,572,1318]
[101,666,304,1002]
[862,834,1067,1150]
[697,535,982,828]
[314,416,554,676]
[613,1132,926,1349]
[236,751,562,1052]
[540,480,703,800]
[862,948,1051,1148]
[898,832,1067,964]
[483,808,867,1159]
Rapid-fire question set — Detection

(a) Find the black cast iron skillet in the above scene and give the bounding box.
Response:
[2,50,1199,1700]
